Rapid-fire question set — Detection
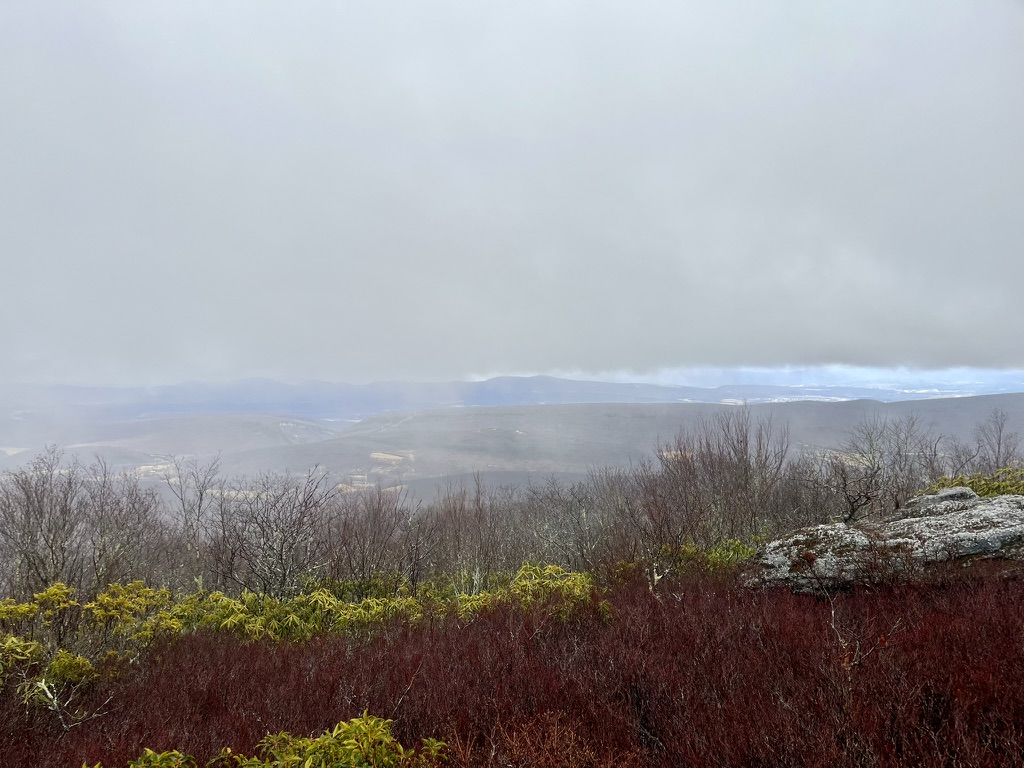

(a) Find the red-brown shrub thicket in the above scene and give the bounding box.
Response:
[4,409,1024,765]
[4,564,1024,767]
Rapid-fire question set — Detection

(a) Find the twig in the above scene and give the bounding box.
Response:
[390,657,424,719]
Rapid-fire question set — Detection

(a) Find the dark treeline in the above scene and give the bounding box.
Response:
[1,407,1018,601]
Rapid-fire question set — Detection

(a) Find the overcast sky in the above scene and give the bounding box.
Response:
[2,1,1023,386]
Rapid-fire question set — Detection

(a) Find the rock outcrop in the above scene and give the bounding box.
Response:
[747,488,1024,592]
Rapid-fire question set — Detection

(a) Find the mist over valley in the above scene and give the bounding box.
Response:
[5,375,1024,498]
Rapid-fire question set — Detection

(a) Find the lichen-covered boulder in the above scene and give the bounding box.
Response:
[747,488,1024,592]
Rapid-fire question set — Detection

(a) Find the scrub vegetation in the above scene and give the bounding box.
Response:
[1,407,1022,766]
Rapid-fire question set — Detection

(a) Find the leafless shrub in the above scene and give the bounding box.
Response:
[646,408,791,546]
[163,455,223,589]
[524,477,606,575]
[396,500,444,591]
[944,407,1022,477]
[0,446,88,597]
[419,474,531,592]
[326,485,407,589]
[816,413,945,523]
[80,460,165,590]
[0,448,167,598]
[211,468,335,597]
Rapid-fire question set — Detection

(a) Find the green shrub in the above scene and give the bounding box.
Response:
[927,468,1024,498]
[706,538,758,568]
[8,561,596,738]
[45,648,96,686]
[109,713,445,768]
[657,538,757,574]
[0,633,40,685]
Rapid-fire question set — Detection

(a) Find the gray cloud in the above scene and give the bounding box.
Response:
[1,0,1022,385]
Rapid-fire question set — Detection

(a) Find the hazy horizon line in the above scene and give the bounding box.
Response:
[7,365,1024,392]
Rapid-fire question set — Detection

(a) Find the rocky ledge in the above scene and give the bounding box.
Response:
[747,487,1024,592]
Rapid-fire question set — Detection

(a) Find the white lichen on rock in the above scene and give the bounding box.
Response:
[748,488,1024,592]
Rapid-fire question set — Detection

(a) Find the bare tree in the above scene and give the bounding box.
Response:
[0,447,87,597]
[215,469,335,597]
[589,463,663,581]
[482,480,534,572]
[649,407,790,545]
[396,502,444,590]
[423,474,522,593]
[821,452,881,525]
[327,485,407,592]
[821,413,944,523]
[973,407,1021,474]
[943,435,982,479]
[771,452,838,531]
[164,455,221,555]
[525,477,608,574]
[81,460,165,591]
[163,455,222,588]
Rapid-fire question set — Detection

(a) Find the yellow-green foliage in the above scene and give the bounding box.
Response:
[1,582,177,716]
[19,651,98,713]
[0,633,41,684]
[311,572,410,602]
[85,582,173,639]
[136,564,591,643]
[706,539,758,568]
[122,752,196,768]
[448,564,592,620]
[5,565,593,655]
[34,582,79,615]
[107,713,445,768]
[508,563,592,610]
[928,468,1024,498]
[45,648,97,686]
[656,538,758,574]
[32,583,81,646]
[141,589,428,643]
[1,581,173,650]
[0,596,40,625]
[9,563,594,721]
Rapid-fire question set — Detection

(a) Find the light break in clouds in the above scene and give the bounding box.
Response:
[1,1,1023,386]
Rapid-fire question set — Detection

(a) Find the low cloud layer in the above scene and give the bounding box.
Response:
[2,1,1022,385]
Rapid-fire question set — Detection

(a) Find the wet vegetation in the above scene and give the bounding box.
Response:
[1,407,1023,766]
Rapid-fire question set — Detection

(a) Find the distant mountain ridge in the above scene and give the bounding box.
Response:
[3,377,1024,493]
[0,374,1001,426]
